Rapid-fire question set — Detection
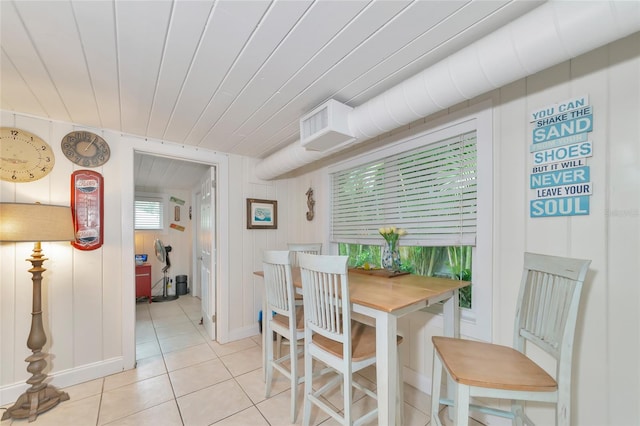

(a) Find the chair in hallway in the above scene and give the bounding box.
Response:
[262,250,305,423]
[298,253,403,426]
[430,252,591,426]
[287,243,322,267]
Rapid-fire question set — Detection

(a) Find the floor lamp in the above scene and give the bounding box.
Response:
[0,202,75,422]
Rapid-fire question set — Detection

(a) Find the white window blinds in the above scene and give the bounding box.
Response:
[331,131,477,246]
[135,197,164,230]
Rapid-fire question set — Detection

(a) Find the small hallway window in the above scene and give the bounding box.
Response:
[135,195,165,230]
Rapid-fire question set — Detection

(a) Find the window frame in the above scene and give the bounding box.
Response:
[327,103,492,341]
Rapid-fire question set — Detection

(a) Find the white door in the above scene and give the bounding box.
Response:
[199,167,216,340]
[193,192,201,299]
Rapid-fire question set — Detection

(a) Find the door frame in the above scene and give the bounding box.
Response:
[120,139,229,369]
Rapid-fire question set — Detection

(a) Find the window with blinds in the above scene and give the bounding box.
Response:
[331,131,477,247]
[135,197,164,230]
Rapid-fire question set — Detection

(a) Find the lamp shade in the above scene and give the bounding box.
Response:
[0,203,75,242]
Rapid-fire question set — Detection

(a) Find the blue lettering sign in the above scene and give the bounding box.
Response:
[559,99,587,113]
[529,95,589,122]
[530,196,590,217]
[534,183,592,199]
[530,166,590,189]
[532,115,593,143]
[533,142,592,165]
[530,133,588,152]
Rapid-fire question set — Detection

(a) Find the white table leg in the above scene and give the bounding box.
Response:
[262,298,267,380]
[442,289,459,338]
[354,305,397,425]
[376,312,397,425]
[442,289,459,420]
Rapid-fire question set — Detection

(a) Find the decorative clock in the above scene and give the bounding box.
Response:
[0,127,55,182]
[61,130,110,167]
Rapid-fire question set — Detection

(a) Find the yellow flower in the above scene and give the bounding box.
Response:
[378,225,408,242]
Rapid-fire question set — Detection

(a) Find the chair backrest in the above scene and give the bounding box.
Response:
[514,252,590,383]
[287,243,322,266]
[262,250,296,323]
[298,253,351,354]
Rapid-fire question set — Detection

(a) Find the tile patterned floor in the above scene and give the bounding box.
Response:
[1,296,480,425]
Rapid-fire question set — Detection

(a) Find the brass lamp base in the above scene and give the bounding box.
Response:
[1,385,69,422]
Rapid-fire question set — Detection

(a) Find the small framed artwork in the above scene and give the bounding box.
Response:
[247,198,277,229]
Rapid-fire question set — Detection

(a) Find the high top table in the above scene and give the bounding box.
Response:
[255,267,470,424]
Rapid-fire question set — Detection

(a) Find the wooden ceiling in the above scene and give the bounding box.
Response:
[1,0,542,189]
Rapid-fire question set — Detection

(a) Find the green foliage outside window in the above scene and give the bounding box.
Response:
[338,243,472,309]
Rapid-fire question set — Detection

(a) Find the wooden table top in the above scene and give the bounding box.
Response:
[254,267,470,313]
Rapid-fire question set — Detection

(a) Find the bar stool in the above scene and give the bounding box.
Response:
[287,242,322,266]
[262,250,305,423]
[298,253,403,426]
[430,252,591,425]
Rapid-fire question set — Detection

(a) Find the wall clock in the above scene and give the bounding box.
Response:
[0,127,55,182]
[61,130,110,167]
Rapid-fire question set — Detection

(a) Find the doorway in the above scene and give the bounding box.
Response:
[133,153,219,347]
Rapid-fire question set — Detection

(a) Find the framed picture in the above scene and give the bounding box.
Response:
[247,198,278,229]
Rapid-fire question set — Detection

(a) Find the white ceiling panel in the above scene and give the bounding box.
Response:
[13,1,99,125]
[72,1,121,131]
[1,1,71,121]
[116,1,173,135]
[1,0,553,188]
[337,1,515,104]
[146,1,215,138]
[134,152,210,192]
[0,50,46,117]
[204,0,372,152]
[187,0,313,146]
[224,0,487,154]
[163,0,271,144]
[225,0,415,153]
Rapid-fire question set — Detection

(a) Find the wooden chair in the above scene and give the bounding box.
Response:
[430,252,591,426]
[298,253,403,426]
[273,244,321,360]
[262,250,305,423]
[287,242,322,267]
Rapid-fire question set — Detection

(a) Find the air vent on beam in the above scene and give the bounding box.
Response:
[299,99,354,151]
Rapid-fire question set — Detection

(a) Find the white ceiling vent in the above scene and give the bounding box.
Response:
[300,99,354,151]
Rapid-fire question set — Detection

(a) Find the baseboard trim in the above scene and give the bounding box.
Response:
[403,365,431,395]
[0,357,124,406]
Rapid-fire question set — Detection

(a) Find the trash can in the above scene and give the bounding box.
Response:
[176,275,188,295]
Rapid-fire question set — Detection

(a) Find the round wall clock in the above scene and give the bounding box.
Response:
[0,127,55,182]
[61,130,110,167]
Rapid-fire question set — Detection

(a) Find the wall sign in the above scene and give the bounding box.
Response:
[529,95,593,217]
[170,195,183,229]
[71,170,104,250]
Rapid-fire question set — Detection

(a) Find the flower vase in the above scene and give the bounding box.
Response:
[382,240,401,271]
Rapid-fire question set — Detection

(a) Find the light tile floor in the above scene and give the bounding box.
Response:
[1,296,482,425]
